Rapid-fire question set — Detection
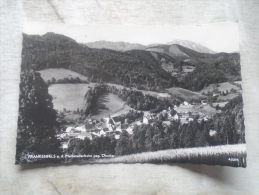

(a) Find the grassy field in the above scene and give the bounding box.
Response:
[108,83,171,98]
[234,81,242,84]
[212,102,228,108]
[38,68,88,82]
[176,104,217,116]
[91,144,246,167]
[48,83,131,118]
[48,83,95,111]
[200,82,242,94]
[39,68,171,99]
[216,93,239,101]
[166,87,206,100]
[94,93,132,120]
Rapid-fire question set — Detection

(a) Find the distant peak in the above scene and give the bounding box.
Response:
[167,40,216,54]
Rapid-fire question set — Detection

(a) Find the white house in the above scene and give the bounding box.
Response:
[126,126,134,134]
[115,124,122,132]
[201,100,208,105]
[173,113,179,120]
[209,130,217,137]
[99,129,106,136]
[183,101,189,106]
[75,125,87,132]
[61,142,69,149]
[65,126,73,133]
[162,121,171,127]
[143,114,155,124]
[188,117,194,122]
[76,135,87,140]
[103,116,121,132]
[143,116,149,124]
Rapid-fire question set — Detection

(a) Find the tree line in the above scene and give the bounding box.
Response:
[47,76,88,85]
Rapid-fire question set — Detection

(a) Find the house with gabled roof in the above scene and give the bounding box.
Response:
[103,115,122,132]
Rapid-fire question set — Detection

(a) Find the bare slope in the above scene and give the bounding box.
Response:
[166,87,206,100]
[108,83,171,98]
[48,84,95,111]
[200,82,242,93]
[94,93,131,120]
[49,83,131,119]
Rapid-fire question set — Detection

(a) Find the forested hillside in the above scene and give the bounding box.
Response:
[145,43,241,91]
[21,33,174,89]
[21,33,241,92]
[177,45,241,91]
[16,71,61,163]
[214,95,245,145]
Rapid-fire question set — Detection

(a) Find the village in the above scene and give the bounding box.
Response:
[57,100,218,150]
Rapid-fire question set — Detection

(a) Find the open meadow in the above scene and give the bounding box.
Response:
[217,93,239,101]
[107,83,171,98]
[166,87,206,100]
[48,83,95,111]
[176,104,217,116]
[200,82,242,94]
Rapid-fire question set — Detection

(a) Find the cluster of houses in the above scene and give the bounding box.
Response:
[57,115,139,145]
[58,101,215,149]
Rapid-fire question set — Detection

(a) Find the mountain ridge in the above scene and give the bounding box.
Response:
[21,32,241,92]
[85,40,146,51]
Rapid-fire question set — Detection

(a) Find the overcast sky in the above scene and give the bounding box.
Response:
[23,21,239,53]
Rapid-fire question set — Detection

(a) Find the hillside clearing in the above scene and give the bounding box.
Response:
[212,102,228,108]
[166,87,206,100]
[93,93,132,120]
[49,83,95,111]
[217,93,239,101]
[176,104,217,116]
[39,68,172,99]
[108,83,171,98]
[200,82,242,94]
[91,144,246,167]
[38,68,88,82]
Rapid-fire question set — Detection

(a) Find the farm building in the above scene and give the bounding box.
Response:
[74,125,87,132]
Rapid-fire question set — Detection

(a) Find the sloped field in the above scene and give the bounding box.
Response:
[200,82,242,94]
[48,83,95,111]
[166,87,206,100]
[94,93,131,120]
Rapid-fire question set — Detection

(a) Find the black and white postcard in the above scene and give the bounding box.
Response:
[16,22,246,167]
